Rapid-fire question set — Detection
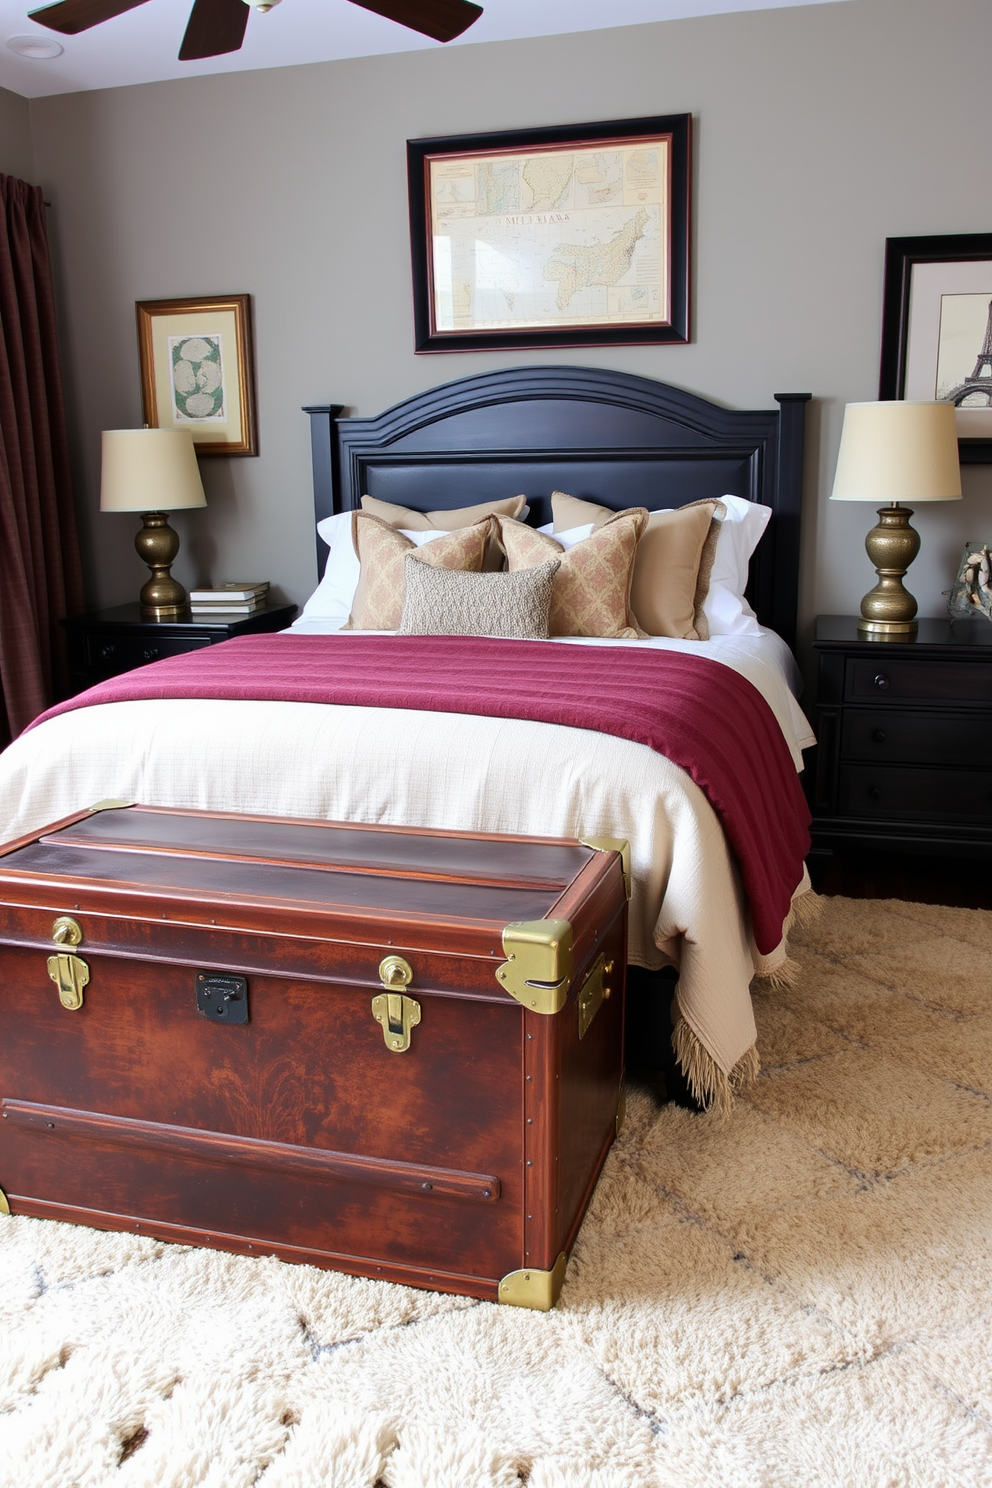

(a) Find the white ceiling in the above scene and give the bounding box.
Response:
[1,0,849,98]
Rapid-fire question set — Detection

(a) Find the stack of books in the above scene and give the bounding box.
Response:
[189,582,269,616]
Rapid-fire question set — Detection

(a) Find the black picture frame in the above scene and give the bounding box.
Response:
[407,115,690,354]
[880,233,992,464]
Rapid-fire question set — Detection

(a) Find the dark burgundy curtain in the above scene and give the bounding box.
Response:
[0,174,84,746]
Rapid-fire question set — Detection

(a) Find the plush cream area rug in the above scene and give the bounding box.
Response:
[2,894,991,1488]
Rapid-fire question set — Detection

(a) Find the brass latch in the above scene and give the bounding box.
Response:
[371,956,421,1052]
[46,916,89,1011]
[577,955,614,1040]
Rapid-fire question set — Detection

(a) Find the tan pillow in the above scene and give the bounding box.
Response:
[550,490,615,533]
[550,491,723,640]
[496,509,647,640]
[360,494,526,530]
[361,494,524,572]
[399,555,560,639]
[344,512,491,630]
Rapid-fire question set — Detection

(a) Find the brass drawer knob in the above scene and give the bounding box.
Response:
[51,916,83,946]
[378,955,413,990]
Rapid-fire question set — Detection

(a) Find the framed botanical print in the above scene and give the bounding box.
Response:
[879,234,992,464]
[407,114,691,353]
[135,294,258,456]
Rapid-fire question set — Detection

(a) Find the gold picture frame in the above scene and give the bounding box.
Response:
[136,293,258,456]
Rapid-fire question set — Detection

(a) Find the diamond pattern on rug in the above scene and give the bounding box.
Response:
[1,895,991,1487]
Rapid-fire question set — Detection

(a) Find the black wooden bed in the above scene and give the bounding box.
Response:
[301,365,811,1102]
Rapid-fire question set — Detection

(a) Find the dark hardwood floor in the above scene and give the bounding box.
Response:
[808,848,992,911]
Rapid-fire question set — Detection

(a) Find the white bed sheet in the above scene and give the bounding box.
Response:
[0,630,814,1082]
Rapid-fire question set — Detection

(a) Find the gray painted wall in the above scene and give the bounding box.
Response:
[0,84,34,180]
[23,0,992,658]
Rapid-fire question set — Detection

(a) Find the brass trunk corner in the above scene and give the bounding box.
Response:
[579,836,631,899]
[0,1187,10,1216]
[498,1252,568,1311]
[495,919,573,1013]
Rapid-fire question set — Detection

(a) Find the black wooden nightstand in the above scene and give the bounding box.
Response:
[810,615,992,860]
[63,601,298,694]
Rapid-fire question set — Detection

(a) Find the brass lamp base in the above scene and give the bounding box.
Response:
[857,502,920,640]
[135,511,187,618]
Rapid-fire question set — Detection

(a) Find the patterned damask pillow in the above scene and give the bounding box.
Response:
[398,556,560,638]
[344,512,491,630]
[495,509,648,640]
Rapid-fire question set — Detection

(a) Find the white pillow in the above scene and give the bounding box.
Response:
[700,494,770,637]
[293,512,447,629]
[536,521,596,549]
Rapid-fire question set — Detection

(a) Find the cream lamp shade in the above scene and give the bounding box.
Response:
[830,400,962,505]
[99,428,207,513]
[830,400,962,639]
[100,428,206,619]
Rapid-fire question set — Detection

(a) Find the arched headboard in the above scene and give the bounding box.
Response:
[305,367,809,647]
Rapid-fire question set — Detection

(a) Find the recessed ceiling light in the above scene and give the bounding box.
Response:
[7,34,65,58]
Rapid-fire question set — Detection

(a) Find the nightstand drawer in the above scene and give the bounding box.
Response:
[64,603,297,694]
[846,658,992,706]
[841,709,991,768]
[838,765,992,822]
[85,634,211,677]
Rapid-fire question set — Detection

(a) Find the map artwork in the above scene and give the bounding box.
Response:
[429,141,669,333]
[169,334,226,423]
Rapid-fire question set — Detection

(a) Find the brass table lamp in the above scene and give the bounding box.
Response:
[100,429,207,617]
[830,401,962,638]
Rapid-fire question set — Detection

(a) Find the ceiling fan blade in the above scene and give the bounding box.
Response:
[178,0,250,59]
[28,0,151,35]
[350,0,482,44]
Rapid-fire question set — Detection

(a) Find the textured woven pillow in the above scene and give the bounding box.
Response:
[344,512,491,630]
[398,556,560,638]
[550,491,724,640]
[496,509,647,640]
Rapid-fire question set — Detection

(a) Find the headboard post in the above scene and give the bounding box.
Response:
[303,404,344,571]
[769,392,811,649]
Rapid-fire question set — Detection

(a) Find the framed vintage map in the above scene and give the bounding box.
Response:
[135,294,258,456]
[407,115,690,353]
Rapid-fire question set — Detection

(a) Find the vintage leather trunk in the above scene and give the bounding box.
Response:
[0,803,628,1310]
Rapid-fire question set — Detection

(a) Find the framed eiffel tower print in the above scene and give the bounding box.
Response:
[880,233,992,464]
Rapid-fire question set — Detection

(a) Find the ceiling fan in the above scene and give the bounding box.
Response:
[27,0,483,61]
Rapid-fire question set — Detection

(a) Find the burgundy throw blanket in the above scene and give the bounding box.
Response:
[32,634,811,954]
